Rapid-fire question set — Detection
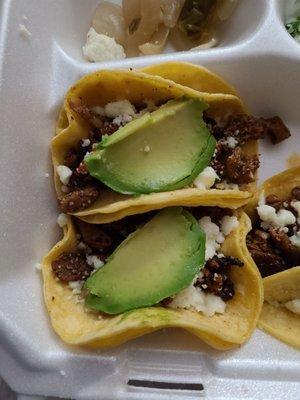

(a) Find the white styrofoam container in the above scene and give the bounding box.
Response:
[0,0,299,399]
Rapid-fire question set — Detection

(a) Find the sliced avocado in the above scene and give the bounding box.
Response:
[85,98,216,195]
[84,207,205,314]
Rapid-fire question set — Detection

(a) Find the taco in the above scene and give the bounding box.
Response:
[52,66,290,224]
[43,206,263,349]
[246,167,300,349]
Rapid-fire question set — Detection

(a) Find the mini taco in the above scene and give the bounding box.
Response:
[246,167,300,349]
[52,66,290,224]
[43,207,263,349]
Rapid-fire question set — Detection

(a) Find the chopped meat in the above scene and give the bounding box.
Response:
[159,297,173,307]
[191,207,233,223]
[68,162,96,189]
[64,148,80,169]
[52,252,92,282]
[63,138,92,169]
[195,256,243,301]
[291,186,300,201]
[264,116,291,144]
[246,229,287,277]
[212,114,290,146]
[69,100,104,129]
[76,220,114,253]
[269,228,300,265]
[225,147,259,184]
[76,211,155,255]
[265,194,283,211]
[269,227,294,254]
[209,142,232,178]
[59,186,99,213]
[219,115,267,145]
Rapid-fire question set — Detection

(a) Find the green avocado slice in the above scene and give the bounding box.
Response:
[85,98,216,195]
[84,208,205,314]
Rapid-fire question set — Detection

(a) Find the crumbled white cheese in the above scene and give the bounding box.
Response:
[104,100,136,119]
[257,204,296,229]
[57,213,68,228]
[83,27,125,62]
[284,299,300,315]
[19,24,31,38]
[220,215,239,236]
[86,254,104,270]
[221,136,238,148]
[193,167,219,190]
[168,284,226,317]
[215,180,239,190]
[198,216,224,260]
[144,145,150,153]
[291,200,300,223]
[290,231,300,247]
[56,165,72,185]
[82,138,91,147]
[68,280,84,295]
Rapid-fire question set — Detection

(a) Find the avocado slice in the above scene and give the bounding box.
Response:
[84,208,205,314]
[85,98,216,195]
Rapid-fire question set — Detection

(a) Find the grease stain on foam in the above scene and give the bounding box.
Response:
[286,153,300,169]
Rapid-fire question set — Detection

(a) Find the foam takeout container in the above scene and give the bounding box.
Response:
[0,0,300,399]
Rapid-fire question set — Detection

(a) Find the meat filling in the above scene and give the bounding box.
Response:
[247,187,300,277]
[52,252,93,282]
[52,209,243,309]
[206,114,290,185]
[58,102,290,212]
[195,255,243,301]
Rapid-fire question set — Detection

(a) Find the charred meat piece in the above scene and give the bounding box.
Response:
[246,229,287,277]
[59,186,99,213]
[68,162,96,189]
[209,142,232,178]
[52,252,92,282]
[264,116,291,144]
[76,220,114,253]
[219,115,267,144]
[225,147,259,184]
[291,186,300,201]
[209,114,290,146]
[269,227,300,265]
[191,207,233,223]
[195,256,243,301]
[265,194,283,211]
[76,212,155,255]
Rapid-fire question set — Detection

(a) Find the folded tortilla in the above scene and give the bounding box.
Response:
[250,167,300,349]
[53,67,257,224]
[42,212,263,350]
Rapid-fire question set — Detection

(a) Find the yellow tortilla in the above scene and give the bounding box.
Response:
[42,212,263,350]
[246,167,300,349]
[53,67,257,224]
[258,268,300,350]
[141,62,239,96]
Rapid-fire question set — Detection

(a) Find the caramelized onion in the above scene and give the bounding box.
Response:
[139,25,170,55]
[92,1,125,45]
[124,0,163,56]
[160,0,185,28]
